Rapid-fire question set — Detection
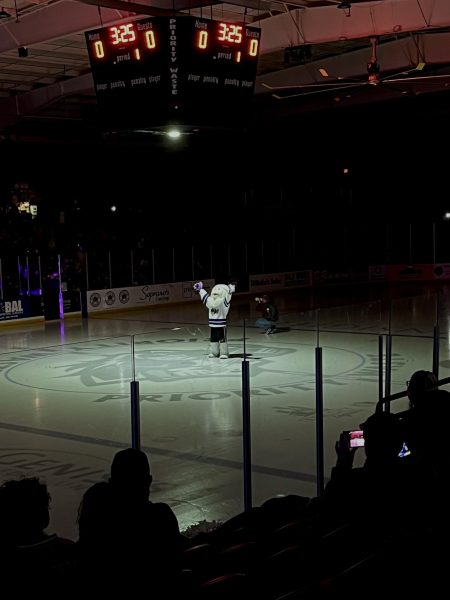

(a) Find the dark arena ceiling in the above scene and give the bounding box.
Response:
[0,0,450,145]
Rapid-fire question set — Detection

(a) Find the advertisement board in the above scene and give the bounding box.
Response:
[87,279,215,313]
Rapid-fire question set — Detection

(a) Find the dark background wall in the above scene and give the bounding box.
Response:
[1,88,450,276]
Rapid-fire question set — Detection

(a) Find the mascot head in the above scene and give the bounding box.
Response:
[209,284,231,310]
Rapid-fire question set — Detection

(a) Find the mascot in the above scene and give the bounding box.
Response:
[193,281,235,358]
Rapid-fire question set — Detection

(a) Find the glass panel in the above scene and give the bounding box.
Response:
[317,302,387,482]
[193,245,212,282]
[86,250,110,290]
[279,229,296,272]
[229,241,248,289]
[1,256,20,297]
[434,220,450,263]
[0,329,133,541]
[210,244,230,283]
[135,325,245,532]
[173,245,194,283]
[247,239,264,275]
[392,223,410,264]
[388,294,436,411]
[438,289,450,390]
[249,306,318,504]
[109,248,132,288]
[153,246,173,283]
[132,246,154,285]
[261,238,281,274]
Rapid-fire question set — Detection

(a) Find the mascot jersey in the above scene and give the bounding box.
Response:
[199,285,232,328]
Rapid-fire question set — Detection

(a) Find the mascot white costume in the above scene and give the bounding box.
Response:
[193,281,235,358]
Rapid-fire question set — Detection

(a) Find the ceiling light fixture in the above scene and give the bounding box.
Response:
[166,128,181,139]
[0,7,11,18]
[337,1,351,17]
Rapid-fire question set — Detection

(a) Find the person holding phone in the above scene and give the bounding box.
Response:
[317,412,424,534]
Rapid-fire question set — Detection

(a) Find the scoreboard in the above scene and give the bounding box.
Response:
[84,16,261,130]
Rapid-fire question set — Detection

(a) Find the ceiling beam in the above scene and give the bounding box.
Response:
[256,31,450,90]
[0,2,131,53]
[0,72,94,130]
[258,0,450,52]
[2,0,450,57]
[76,0,185,17]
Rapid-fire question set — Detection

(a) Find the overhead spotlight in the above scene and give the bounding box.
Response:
[0,7,11,18]
[18,46,28,57]
[337,1,351,17]
[166,128,181,139]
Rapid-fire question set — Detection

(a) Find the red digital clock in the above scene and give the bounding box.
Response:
[109,23,136,45]
[218,22,242,43]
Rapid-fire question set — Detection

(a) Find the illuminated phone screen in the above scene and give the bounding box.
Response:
[348,430,365,448]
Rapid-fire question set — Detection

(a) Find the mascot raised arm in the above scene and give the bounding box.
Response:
[193,281,235,359]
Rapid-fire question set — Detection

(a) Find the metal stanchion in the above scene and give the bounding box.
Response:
[130,336,141,450]
[242,320,252,511]
[131,380,141,450]
[315,309,324,496]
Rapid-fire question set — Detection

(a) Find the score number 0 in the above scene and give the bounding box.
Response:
[197,23,259,56]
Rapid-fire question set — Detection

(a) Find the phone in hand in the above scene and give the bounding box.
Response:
[345,429,365,448]
[398,442,411,458]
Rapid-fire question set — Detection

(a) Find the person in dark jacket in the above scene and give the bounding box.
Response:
[255,294,279,334]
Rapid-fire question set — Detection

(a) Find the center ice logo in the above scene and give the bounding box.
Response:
[56,344,297,385]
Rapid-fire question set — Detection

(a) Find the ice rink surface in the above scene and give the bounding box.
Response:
[1,284,449,539]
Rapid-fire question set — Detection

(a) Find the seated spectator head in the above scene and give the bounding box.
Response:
[361,412,404,465]
[406,388,450,476]
[77,481,113,542]
[407,370,438,408]
[109,448,152,501]
[0,477,50,544]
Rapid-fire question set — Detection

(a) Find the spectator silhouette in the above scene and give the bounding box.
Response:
[77,481,113,571]
[319,411,430,537]
[77,448,185,593]
[0,477,75,589]
[109,446,153,501]
[401,370,450,482]
[406,370,438,407]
